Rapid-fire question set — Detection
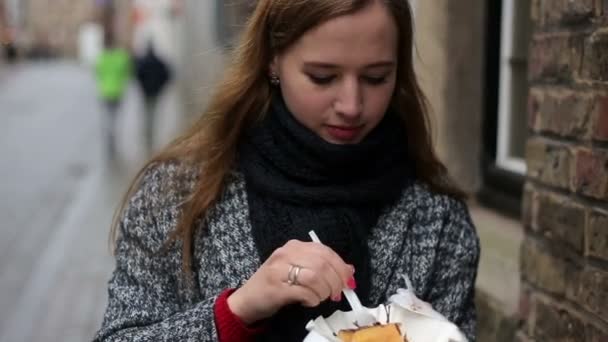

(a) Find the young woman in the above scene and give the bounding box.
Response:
[94,0,480,341]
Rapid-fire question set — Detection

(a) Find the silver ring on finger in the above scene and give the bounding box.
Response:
[287,264,303,286]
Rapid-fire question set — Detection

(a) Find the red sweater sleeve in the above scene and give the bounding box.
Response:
[214,289,266,342]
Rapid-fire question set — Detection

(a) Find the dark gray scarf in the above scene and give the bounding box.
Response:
[237,94,414,341]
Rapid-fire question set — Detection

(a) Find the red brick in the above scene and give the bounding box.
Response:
[523,284,538,336]
[593,96,608,141]
[528,89,542,131]
[519,286,532,324]
[539,0,595,26]
[521,238,576,295]
[586,210,608,261]
[536,193,586,253]
[531,88,596,138]
[533,297,586,341]
[586,323,608,342]
[529,34,584,82]
[514,331,531,342]
[522,184,539,230]
[573,148,608,199]
[565,261,583,303]
[582,31,608,82]
[526,138,572,189]
[531,0,542,26]
[570,267,608,320]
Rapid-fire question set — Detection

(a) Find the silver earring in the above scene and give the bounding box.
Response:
[270,74,280,86]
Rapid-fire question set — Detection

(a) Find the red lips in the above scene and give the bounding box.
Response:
[325,125,363,142]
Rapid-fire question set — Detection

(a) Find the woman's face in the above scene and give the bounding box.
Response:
[271,2,398,145]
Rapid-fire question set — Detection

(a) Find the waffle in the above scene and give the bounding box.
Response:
[337,323,407,342]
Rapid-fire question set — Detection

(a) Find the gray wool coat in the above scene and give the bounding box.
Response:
[93,162,480,341]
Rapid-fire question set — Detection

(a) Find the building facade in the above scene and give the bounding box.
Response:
[415,0,608,341]
[3,0,132,58]
[520,1,608,340]
[177,0,256,123]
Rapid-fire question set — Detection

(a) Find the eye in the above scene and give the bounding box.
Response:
[308,74,336,85]
[362,75,388,85]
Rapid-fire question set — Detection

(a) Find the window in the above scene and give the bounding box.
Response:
[496,0,530,175]
[480,0,531,217]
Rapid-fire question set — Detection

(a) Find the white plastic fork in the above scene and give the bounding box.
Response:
[308,230,378,327]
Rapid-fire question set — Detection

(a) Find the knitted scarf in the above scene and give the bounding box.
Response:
[237,94,414,341]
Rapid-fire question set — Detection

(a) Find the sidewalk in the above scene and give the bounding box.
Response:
[0,60,183,342]
[470,204,523,342]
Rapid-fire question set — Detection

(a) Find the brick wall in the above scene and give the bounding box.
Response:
[521,1,608,340]
[21,0,132,57]
[23,0,95,56]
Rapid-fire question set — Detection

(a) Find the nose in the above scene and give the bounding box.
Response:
[334,78,363,120]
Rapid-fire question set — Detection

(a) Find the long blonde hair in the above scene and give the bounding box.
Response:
[112,0,465,273]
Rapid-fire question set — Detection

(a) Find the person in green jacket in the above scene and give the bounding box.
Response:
[95,30,132,160]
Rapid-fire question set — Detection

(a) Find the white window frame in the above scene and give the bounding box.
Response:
[496,0,527,175]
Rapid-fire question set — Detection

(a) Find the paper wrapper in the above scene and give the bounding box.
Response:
[304,276,468,342]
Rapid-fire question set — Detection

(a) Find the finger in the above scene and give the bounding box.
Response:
[279,262,332,301]
[277,240,351,299]
[280,241,338,295]
[281,281,323,308]
[288,266,333,301]
[306,242,354,286]
[286,240,352,283]
[270,263,324,307]
[297,255,343,301]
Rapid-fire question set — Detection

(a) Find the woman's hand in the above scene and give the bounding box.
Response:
[227,239,355,324]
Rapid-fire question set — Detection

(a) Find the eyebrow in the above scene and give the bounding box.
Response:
[302,61,396,69]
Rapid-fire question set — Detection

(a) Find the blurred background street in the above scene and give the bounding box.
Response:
[0,60,183,341]
[0,1,195,340]
[0,61,114,342]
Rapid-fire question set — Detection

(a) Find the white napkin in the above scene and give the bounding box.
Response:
[304,275,468,342]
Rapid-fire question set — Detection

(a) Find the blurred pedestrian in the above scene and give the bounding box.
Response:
[3,41,17,62]
[1,26,18,63]
[94,31,132,160]
[134,41,171,154]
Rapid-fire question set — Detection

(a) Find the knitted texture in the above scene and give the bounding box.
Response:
[94,162,480,341]
[238,95,413,341]
[214,289,265,341]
